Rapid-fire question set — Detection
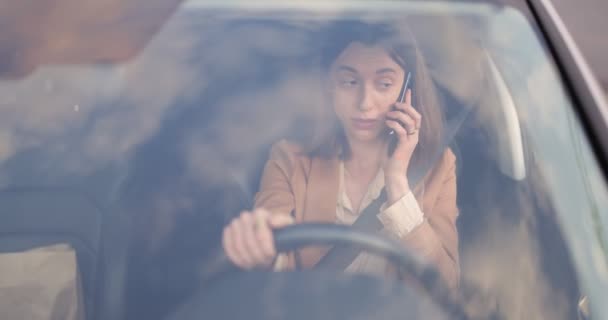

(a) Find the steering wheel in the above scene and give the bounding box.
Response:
[200,223,468,319]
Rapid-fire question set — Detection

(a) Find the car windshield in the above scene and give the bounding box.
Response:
[1,1,607,320]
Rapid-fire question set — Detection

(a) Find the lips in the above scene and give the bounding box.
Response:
[351,118,378,130]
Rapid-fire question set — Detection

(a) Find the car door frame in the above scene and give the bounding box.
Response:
[527,0,608,178]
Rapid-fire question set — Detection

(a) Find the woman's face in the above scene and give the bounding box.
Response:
[329,42,406,144]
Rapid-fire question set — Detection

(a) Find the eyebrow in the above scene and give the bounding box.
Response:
[376,68,398,74]
[335,66,398,75]
[336,65,358,73]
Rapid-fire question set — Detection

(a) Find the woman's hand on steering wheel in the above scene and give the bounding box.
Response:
[222,208,294,270]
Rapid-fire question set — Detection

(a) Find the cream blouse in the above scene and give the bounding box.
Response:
[337,162,425,274]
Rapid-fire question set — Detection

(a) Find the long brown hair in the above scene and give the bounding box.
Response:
[292,20,445,182]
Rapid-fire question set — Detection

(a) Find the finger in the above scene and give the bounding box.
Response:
[393,100,416,112]
[393,102,408,112]
[223,221,246,268]
[231,215,255,268]
[241,212,268,265]
[268,214,295,228]
[252,207,270,221]
[252,211,276,262]
[401,106,422,129]
[385,119,408,138]
[387,111,416,133]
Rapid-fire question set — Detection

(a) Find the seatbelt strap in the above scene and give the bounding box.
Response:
[314,189,387,270]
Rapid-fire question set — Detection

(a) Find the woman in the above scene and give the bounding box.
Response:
[222,20,459,288]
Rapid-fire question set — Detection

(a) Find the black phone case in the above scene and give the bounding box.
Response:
[388,72,412,156]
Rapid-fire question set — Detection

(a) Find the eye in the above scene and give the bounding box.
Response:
[376,79,394,91]
[339,78,358,88]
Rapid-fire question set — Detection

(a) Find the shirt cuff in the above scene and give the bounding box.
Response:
[377,192,424,238]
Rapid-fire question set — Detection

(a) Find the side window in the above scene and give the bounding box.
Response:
[452,7,608,319]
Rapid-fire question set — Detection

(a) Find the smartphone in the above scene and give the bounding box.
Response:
[388,71,412,156]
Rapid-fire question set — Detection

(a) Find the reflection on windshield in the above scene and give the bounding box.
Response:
[0,2,607,320]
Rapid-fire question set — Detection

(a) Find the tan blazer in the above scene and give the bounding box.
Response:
[254,140,460,288]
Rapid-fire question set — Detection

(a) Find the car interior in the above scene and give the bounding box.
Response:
[0,3,584,320]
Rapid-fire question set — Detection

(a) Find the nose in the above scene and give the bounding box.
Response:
[357,84,374,112]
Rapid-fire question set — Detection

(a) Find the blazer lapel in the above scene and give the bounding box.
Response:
[302,156,339,222]
[298,155,339,268]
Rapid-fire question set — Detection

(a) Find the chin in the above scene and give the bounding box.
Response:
[350,130,383,143]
